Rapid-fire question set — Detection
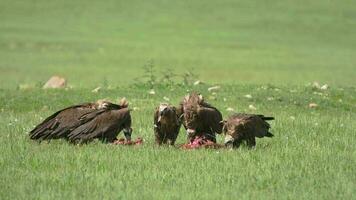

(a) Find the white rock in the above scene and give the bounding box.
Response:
[320,84,329,90]
[43,76,67,89]
[248,105,257,110]
[309,103,318,108]
[244,94,252,99]
[91,87,101,93]
[193,80,203,85]
[226,107,234,112]
[312,81,321,89]
[208,86,220,92]
[148,89,156,95]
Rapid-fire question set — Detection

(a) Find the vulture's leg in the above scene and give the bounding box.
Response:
[232,137,243,149]
[155,133,163,145]
[247,137,256,148]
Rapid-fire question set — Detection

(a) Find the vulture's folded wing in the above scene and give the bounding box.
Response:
[198,106,223,134]
[68,108,130,143]
[29,103,95,140]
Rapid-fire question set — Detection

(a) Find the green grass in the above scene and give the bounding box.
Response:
[1,0,356,199]
[1,85,355,199]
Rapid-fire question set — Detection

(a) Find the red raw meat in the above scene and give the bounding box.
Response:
[113,137,143,146]
[180,135,224,150]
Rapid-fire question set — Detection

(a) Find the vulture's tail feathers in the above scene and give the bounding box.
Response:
[29,119,59,140]
[265,132,274,137]
[260,116,274,121]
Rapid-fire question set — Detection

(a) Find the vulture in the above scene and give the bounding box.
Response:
[29,99,132,144]
[222,113,274,148]
[180,92,223,143]
[153,103,182,145]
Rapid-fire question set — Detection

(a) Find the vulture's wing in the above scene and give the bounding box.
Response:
[153,107,159,126]
[29,103,96,140]
[68,108,130,143]
[197,106,223,134]
[241,114,274,138]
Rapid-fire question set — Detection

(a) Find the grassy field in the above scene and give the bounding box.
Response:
[1,0,356,199]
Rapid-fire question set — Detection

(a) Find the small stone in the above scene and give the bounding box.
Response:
[226,107,234,112]
[91,87,101,93]
[244,94,252,99]
[193,80,203,85]
[248,105,257,110]
[320,84,329,90]
[43,76,67,89]
[18,84,33,90]
[163,96,170,101]
[309,103,318,108]
[148,89,156,95]
[208,86,220,92]
[312,81,321,89]
[267,97,274,101]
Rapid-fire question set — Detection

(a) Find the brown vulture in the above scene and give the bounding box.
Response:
[222,113,274,148]
[29,99,132,144]
[153,103,182,145]
[179,92,223,143]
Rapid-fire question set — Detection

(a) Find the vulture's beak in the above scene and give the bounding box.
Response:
[158,106,168,122]
[123,128,132,141]
[224,135,234,147]
[187,128,196,136]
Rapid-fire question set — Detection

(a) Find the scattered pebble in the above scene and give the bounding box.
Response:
[226,107,234,112]
[43,76,67,89]
[18,84,33,90]
[248,105,257,110]
[309,103,318,108]
[320,84,329,90]
[208,86,220,92]
[244,94,252,99]
[267,97,274,101]
[91,87,101,93]
[148,89,156,95]
[193,80,203,85]
[312,81,321,89]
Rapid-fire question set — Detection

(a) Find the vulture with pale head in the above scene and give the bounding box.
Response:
[153,103,182,145]
[29,99,132,144]
[180,92,223,143]
[222,113,274,148]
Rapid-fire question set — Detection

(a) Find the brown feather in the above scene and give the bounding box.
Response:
[223,113,274,148]
[154,103,181,145]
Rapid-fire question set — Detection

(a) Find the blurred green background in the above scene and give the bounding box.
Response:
[1,0,355,88]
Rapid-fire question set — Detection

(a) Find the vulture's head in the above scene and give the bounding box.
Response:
[157,103,179,126]
[182,92,204,137]
[222,119,245,148]
[95,99,111,109]
[121,107,133,141]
